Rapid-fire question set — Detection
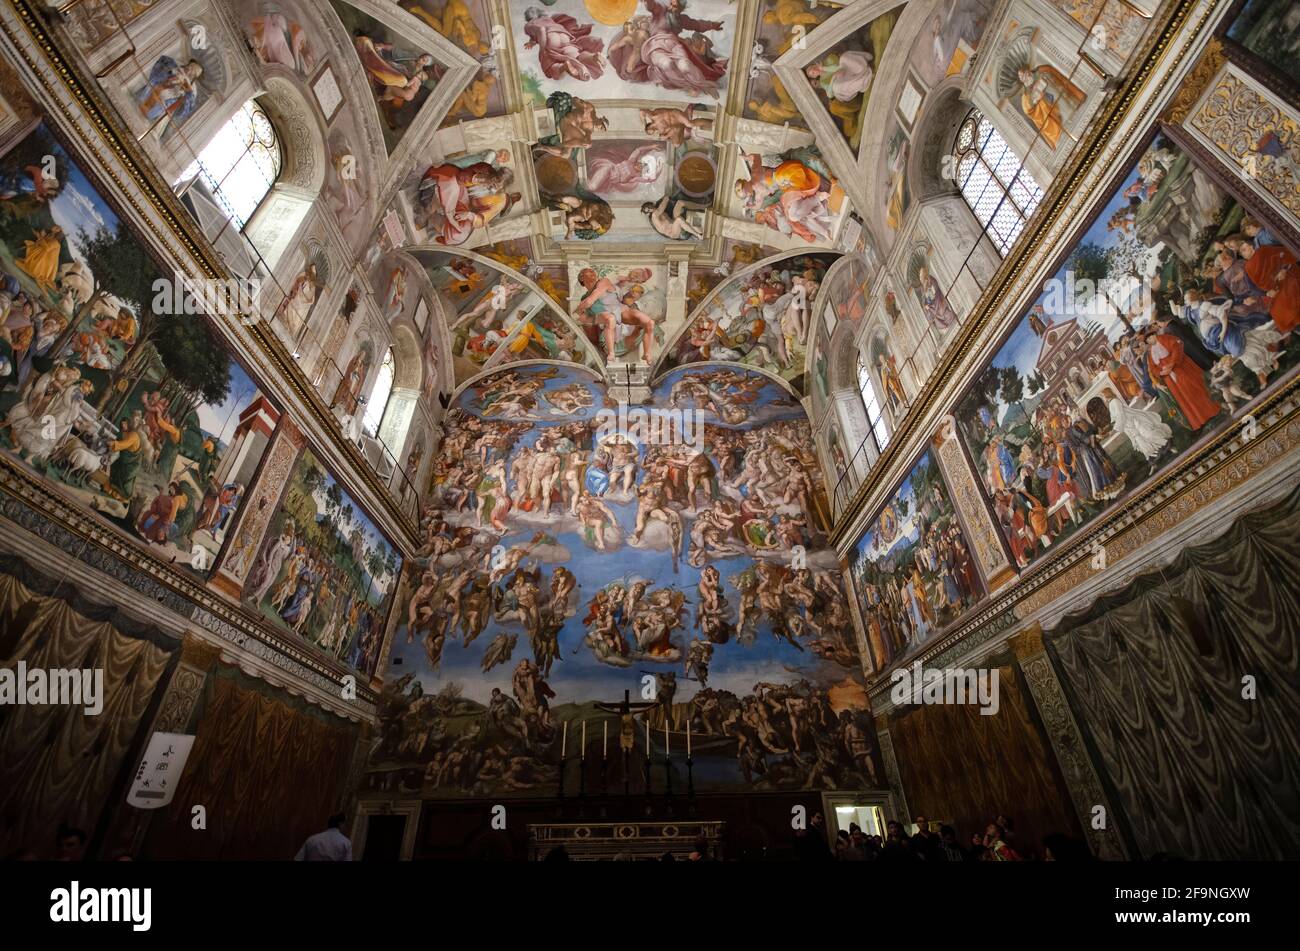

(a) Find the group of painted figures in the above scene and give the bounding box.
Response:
[853,517,983,675]
[367,366,879,793]
[242,517,390,674]
[673,256,827,376]
[973,208,1297,570]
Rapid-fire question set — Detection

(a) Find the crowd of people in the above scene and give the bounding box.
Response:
[793,811,1094,862]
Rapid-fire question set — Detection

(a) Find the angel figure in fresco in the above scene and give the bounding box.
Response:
[353,33,435,120]
[805,50,874,142]
[1014,61,1085,151]
[606,16,652,78]
[608,0,729,98]
[136,57,204,132]
[416,150,520,247]
[521,7,606,82]
[247,11,316,75]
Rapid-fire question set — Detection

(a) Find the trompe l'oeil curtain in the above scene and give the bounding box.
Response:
[0,571,173,858]
[1050,485,1300,860]
[144,668,359,860]
[889,661,1081,854]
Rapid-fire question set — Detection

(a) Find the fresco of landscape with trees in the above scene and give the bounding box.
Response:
[240,446,402,676]
[0,124,275,579]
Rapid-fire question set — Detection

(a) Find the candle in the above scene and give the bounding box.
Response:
[603,720,608,757]
[687,720,691,757]
[664,716,670,756]
[561,721,567,758]
[645,719,650,755]
[581,720,586,759]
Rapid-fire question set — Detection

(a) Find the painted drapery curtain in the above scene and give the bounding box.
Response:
[144,667,359,860]
[888,661,1081,854]
[0,561,175,858]
[1049,485,1300,860]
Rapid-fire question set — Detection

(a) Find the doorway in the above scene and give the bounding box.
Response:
[360,815,406,861]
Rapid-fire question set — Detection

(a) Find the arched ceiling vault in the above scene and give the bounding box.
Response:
[284,1,1073,405]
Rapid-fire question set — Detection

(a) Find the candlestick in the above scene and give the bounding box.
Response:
[561,720,567,758]
[686,754,695,816]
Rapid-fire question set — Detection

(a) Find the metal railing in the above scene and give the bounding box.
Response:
[55,9,424,520]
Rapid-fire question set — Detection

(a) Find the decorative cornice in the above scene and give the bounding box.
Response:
[1162,36,1226,124]
[0,0,420,550]
[831,0,1211,551]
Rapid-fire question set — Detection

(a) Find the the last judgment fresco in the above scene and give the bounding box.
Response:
[368,364,882,797]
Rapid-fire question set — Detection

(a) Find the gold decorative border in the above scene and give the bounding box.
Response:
[831,0,1210,548]
[1163,37,1226,124]
[0,0,419,546]
[865,374,1300,698]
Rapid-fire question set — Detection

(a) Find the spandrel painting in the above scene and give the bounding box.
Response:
[330,0,439,153]
[955,134,1300,569]
[802,5,903,153]
[0,124,276,579]
[398,0,507,126]
[744,0,841,128]
[367,364,881,797]
[660,253,837,391]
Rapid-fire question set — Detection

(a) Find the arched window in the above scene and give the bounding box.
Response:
[363,347,395,437]
[953,110,1043,256]
[856,352,890,453]
[179,99,282,232]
